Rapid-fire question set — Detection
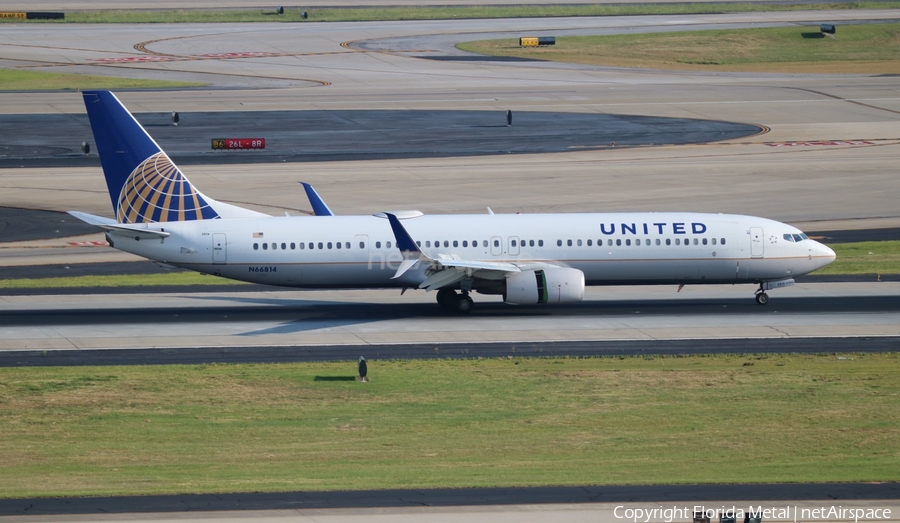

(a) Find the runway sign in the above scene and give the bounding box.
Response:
[212,138,266,150]
[520,37,556,47]
[0,12,64,19]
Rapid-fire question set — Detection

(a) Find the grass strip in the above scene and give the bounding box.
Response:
[2,3,899,24]
[0,70,205,91]
[0,353,897,498]
[0,272,247,289]
[816,240,900,275]
[458,23,900,74]
[0,240,895,289]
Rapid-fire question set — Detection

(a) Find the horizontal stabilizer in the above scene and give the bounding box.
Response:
[68,211,170,238]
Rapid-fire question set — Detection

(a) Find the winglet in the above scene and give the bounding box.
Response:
[386,213,427,279]
[300,182,334,216]
[385,213,420,254]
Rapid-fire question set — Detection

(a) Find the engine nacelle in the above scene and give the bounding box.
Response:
[504,268,585,305]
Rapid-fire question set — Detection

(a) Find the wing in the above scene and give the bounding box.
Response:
[384,213,563,291]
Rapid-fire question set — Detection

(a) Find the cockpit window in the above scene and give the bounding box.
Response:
[792,234,803,242]
[783,234,795,242]
[799,233,809,240]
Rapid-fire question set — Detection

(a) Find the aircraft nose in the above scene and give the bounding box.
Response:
[816,241,836,267]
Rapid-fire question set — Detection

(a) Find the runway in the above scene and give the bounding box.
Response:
[1,283,898,351]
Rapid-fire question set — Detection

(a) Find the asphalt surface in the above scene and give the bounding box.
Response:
[2,483,899,516]
[0,110,761,168]
[1,337,898,368]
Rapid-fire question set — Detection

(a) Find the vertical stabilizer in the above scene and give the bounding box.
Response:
[82,91,232,223]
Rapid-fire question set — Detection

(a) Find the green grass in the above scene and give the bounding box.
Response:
[0,353,897,498]
[0,272,247,289]
[815,240,900,275]
[458,23,900,74]
[2,3,898,24]
[0,69,204,91]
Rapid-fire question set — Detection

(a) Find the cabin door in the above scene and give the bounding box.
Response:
[750,227,764,258]
[212,233,227,264]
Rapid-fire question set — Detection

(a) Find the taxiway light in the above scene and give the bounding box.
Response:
[276,6,284,15]
[171,111,179,126]
[820,24,836,34]
[301,11,308,19]
[81,141,90,155]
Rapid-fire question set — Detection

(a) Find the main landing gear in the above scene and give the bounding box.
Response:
[436,288,474,314]
[755,284,769,305]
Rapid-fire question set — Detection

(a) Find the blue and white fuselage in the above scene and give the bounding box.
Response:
[71,91,835,313]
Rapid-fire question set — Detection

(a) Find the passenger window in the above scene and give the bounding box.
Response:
[376,241,381,248]
[666,239,671,245]
[426,241,431,247]
[567,240,573,247]
[493,240,499,247]
[577,239,582,246]
[721,238,726,245]
[318,242,323,249]
[388,241,392,248]
[702,238,707,245]
[539,240,544,247]
[511,240,516,247]
[327,242,333,249]
[263,243,268,250]
[530,240,535,247]
[656,239,661,246]
[693,238,698,245]
[587,239,592,246]
[281,243,286,250]
[453,240,458,248]
[626,239,631,246]
[463,240,468,247]
[336,242,341,249]
[416,241,421,247]
[675,238,680,245]
[442,241,447,248]
[253,243,259,250]
[607,239,612,246]
[290,243,295,250]
[359,242,365,249]
[308,243,313,250]
[483,240,488,247]
[616,239,621,246]
[712,238,717,245]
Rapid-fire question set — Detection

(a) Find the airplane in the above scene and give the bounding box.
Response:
[70,90,836,314]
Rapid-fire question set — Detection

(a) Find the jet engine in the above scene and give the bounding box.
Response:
[504,268,585,305]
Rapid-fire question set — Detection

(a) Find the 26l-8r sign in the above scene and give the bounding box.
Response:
[212,138,265,150]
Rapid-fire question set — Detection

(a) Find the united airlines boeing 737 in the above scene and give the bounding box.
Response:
[70,91,836,313]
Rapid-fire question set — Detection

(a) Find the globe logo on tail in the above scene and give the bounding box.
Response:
[116,152,219,223]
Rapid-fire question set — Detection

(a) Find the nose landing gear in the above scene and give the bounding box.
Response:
[755,284,769,305]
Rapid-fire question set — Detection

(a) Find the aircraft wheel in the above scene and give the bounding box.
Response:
[453,294,474,315]
[755,292,769,305]
[437,288,456,308]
